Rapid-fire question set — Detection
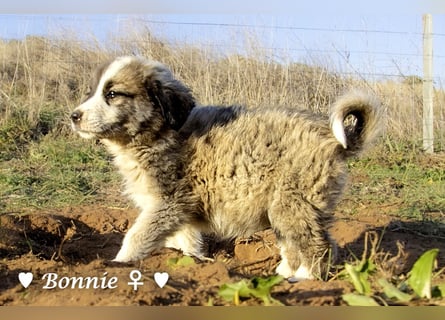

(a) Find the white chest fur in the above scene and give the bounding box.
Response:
[103,140,160,211]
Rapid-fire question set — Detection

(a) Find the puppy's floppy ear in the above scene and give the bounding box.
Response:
[144,65,195,131]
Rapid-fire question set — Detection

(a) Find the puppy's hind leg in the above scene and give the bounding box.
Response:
[114,203,200,262]
[269,193,335,281]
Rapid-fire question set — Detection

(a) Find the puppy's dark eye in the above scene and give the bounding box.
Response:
[106,91,116,100]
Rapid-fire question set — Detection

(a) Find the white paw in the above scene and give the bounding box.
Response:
[276,259,314,282]
[113,248,135,263]
[276,257,293,278]
[113,235,143,262]
[164,227,203,258]
[290,265,314,281]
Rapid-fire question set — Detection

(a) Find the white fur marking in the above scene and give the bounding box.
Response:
[293,264,314,281]
[331,116,347,149]
[276,256,293,277]
[164,226,204,258]
[276,248,314,281]
[73,57,134,135]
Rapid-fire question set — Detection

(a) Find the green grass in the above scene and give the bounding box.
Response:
[0,102,67,161]
[344,142,445,220]
[0,101,122,212]
[0,132,119,212]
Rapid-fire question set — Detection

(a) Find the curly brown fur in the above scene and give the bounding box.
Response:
[71,56,381,280]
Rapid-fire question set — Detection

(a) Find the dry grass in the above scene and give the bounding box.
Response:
[0,29,444,147]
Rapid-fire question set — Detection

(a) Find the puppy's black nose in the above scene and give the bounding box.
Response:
[71,111,82,123]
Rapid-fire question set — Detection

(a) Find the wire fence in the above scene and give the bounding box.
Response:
[2,15,445,82]
[128,17,445,83]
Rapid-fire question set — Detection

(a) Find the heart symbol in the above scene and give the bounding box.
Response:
[18,272,33,288]
[154,272,169,288]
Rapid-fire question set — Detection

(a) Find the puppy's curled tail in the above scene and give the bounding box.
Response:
[330,91,382,157]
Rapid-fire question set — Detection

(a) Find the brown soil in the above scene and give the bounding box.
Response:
[1,203,444,306]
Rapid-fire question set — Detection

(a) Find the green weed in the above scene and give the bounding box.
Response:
[342,248,443,306]
[218,275,284,306]
[406,248,439,299]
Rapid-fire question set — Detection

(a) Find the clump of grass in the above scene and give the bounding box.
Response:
[0,135,120,211]
[0,102,67,161]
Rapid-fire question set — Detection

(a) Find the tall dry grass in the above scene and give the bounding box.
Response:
[0,29,444,149]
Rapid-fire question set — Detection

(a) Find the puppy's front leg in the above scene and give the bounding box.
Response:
[113,205,184,262]
[165,225,204,258]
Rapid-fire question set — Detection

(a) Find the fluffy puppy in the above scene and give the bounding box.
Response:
[71,56,381,280]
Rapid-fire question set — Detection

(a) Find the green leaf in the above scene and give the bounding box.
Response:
[358,259,376,274]
[407,248,439,299]
[167,255,195,268]
[251,275,284,292]
[378,278,412,302]
[342,293,380,306]
[344,262,371,295]
[218,275,284,305]
[218,279,253,305]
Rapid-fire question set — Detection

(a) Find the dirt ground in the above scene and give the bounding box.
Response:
[1,200,445,306]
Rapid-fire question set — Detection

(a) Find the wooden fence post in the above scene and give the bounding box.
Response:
[423,14,434,154]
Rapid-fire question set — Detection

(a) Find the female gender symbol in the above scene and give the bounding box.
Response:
[128,270,144,291]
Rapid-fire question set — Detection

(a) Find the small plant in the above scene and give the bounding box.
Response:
[342,248,443,306]
[218,275,284,306]
[340,232,380,306]
[406,248,439,299]
[343,257,376,296]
